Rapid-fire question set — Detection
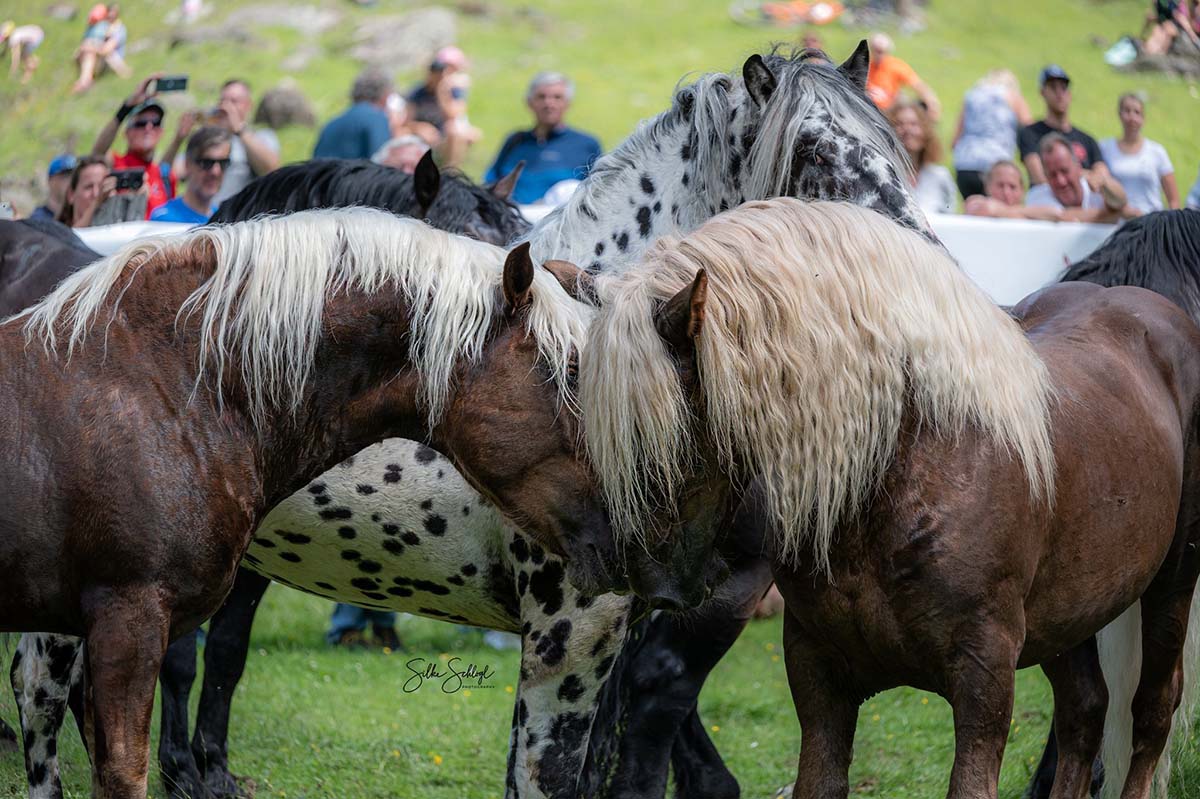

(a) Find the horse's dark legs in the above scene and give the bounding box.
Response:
[671,707,739,799]
[157,630,208,799]
[1120,583,1200,797]
[944,622,1020,799]
[84,590,170,799]
[191,569,270,799]
[0,715,16,752]
[783,612,858,799]
[605,556,771,799]
[1023,728,1061,799]
[1039,637,1107,799]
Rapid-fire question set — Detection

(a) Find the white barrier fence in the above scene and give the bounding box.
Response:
[76,213,1117,308]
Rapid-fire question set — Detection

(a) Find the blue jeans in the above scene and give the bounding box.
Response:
[326,603,397,644]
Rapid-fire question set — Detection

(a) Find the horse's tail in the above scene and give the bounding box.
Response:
[1097,590,1200,798]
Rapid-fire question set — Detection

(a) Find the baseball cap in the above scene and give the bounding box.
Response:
[1039,65,1070,88]
[431,45,469,71]
[47,154,78,178]
[127,98,166,123]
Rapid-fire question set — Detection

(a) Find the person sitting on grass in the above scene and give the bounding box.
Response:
[151,126,231,224]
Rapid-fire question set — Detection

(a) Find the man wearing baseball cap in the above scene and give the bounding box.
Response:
[1017,65,1106,186]
[90,74,179,218]
[29,155,77,222]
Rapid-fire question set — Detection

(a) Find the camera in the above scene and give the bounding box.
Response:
[153,75,189,93]
[111,168,145,192]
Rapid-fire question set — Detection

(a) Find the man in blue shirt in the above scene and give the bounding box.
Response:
[151,126,232,224]
[484,72,602,205]
[313,69,393,161]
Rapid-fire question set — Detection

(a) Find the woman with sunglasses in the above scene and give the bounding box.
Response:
[91,74,179,218]
[150,126,232,224]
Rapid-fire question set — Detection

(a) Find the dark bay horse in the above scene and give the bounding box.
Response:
[0,208,608,798]
[579,199,1200,799]
[8,153,758,799]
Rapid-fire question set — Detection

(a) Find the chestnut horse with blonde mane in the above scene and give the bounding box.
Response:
[0,207,608,798]
[577,198,1200,799]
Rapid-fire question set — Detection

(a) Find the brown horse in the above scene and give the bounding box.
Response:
[0,207,611,798]
[576,198,1200,799]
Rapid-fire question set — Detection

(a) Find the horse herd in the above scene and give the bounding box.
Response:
[1,41,1200,799]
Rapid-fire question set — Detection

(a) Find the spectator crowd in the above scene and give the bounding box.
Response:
[4,6,1200,237]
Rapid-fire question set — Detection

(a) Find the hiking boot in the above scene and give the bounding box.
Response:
[371,625,403,652]
[331,629,367,649]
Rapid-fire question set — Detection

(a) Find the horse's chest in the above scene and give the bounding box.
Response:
[241,439,520,633]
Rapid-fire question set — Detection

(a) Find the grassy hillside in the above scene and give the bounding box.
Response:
[2,0,1197,210]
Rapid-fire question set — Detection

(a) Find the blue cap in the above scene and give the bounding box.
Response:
[1039,64,1070,88]
[47,154,77,178]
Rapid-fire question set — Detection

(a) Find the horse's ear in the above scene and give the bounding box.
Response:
[742,55,778,109]
[838,40,870,91]
[503,241,535,313]
[655,270,708,354]
[543,259,597,304]
[414,150,440,212]
[492,161,525,202]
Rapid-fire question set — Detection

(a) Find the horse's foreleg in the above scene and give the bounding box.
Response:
[509,582,631,799]
[156,630,205,799]
[84,589,170,799]
[784,612,859,799]
[1040,637,1107,799]
[192,568,270,799]
[607,556,771,799]
[11,633,82,799]
[944,622,1021,799]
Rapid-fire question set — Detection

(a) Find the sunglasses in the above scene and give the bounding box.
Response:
[195,157,231,171]
[128,118,163,130]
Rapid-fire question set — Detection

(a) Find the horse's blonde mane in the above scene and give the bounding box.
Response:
[21,208,591,428]
[582,198,1055,571]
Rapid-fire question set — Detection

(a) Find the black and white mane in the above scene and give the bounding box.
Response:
[525,45,929,275]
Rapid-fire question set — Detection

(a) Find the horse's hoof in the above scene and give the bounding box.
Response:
[203,767,255,799]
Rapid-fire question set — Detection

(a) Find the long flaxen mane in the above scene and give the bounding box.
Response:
[21,208,589,428]
[582,198,1055,571]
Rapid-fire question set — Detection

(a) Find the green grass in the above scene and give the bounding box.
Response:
[1,0,1197,206]
[2,587,1199,798]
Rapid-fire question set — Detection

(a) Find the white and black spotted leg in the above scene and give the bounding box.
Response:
[11,633,84,799]
[506,539,632,799]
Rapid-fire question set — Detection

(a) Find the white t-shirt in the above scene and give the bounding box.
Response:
[1026,178,1106,211]
[913,164,956,215]
[1099,138,1173,213]
[215,128,281,204]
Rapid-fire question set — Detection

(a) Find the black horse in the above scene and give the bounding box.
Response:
[0,218,101,317]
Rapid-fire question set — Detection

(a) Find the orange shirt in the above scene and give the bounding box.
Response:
[866,55,919,110]
[111,151,176,219]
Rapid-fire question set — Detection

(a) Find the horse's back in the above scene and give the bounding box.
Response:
[0,220,99,316]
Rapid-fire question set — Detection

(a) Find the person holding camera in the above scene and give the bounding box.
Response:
[151,126,231,223]
[166,79,280,203]
[55,156,114,228]
[92,73,180,218]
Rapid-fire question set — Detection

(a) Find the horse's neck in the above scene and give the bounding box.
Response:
[527,115,744,274]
